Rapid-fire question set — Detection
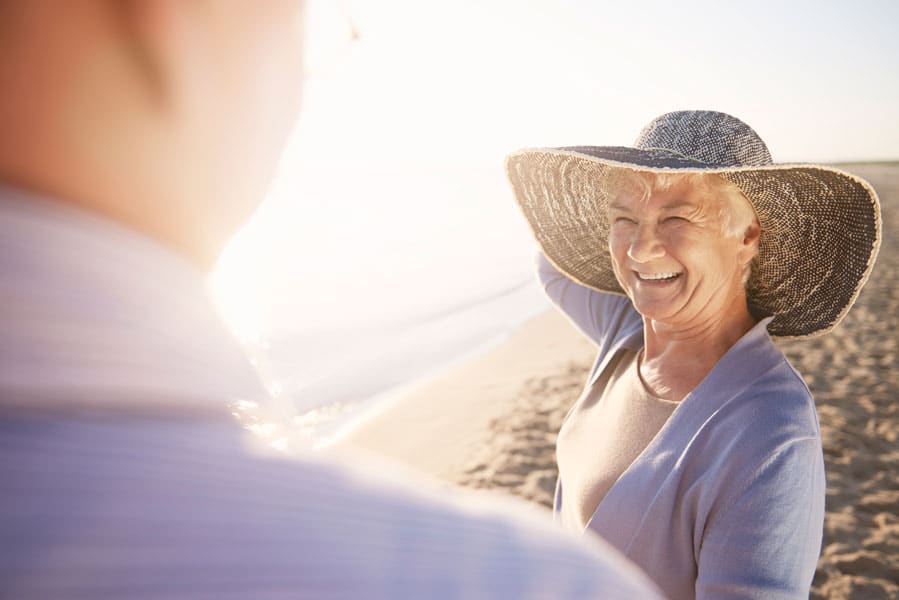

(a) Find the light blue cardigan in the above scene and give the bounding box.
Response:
[539,254,825,600]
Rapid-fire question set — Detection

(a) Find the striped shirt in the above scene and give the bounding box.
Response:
[0,185,662,599]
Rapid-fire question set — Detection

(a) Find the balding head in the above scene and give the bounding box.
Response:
[0,0,305,268]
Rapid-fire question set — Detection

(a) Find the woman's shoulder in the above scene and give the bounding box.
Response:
[673,341,817,461]
[695,352,820,458]
[694,325,818,431]
[735,353,816,424]
[676,360,823,511]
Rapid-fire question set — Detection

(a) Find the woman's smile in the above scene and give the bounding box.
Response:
[633,271,682,283]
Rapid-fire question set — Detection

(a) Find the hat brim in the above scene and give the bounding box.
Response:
[506,147,882,339]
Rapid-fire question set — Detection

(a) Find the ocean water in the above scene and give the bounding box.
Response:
[258,277,549,440]
[216,165,552,440]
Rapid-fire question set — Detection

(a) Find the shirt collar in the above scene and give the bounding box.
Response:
[0,184,270,415]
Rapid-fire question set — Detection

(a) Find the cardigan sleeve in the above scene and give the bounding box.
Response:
[535,253,640,347]
[695,436,825,600]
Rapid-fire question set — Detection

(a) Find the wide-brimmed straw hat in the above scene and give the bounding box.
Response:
[506,110,881,338]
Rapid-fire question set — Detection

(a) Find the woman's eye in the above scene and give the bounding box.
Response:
[614,216,637,225]
[664,216,689,223]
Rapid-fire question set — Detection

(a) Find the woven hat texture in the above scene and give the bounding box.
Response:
[506,110,881,338]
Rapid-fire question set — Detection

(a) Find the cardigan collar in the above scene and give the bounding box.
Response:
[587,314,777,391]
[584,314,782,547]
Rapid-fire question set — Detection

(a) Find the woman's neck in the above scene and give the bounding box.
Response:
[639,301,757,402]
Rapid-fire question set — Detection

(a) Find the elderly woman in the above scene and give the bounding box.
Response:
[506,111,881,600]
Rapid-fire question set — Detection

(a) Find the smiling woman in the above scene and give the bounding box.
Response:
[606,172,760,335]
[506,110,882,600]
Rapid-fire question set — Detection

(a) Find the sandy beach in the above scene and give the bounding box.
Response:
[334,163,899,599]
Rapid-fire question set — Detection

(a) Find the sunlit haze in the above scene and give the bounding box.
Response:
[212,0,898,365]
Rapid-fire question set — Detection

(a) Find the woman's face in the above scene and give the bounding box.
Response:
[608,176,757,329]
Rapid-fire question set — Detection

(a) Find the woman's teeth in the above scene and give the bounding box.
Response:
[637,272,680,281]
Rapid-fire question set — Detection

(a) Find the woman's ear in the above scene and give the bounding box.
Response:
[738,216,761,264]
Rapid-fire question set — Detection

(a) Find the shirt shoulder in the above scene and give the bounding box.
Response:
[0,415,664,599]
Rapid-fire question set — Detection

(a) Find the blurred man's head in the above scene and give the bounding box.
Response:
[0,0,305,267]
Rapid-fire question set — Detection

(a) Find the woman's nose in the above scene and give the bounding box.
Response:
[627,224,666,263]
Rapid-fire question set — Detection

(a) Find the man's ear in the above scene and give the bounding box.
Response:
[110,0,197,109]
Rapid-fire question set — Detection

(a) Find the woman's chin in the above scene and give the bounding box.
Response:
[629,292,683,322]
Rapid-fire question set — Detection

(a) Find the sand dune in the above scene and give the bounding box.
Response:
[336,162,899,599]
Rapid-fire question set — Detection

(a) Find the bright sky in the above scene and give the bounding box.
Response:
[212,0,899,341]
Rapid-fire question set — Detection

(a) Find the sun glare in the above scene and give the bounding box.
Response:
[210,235,265,344]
